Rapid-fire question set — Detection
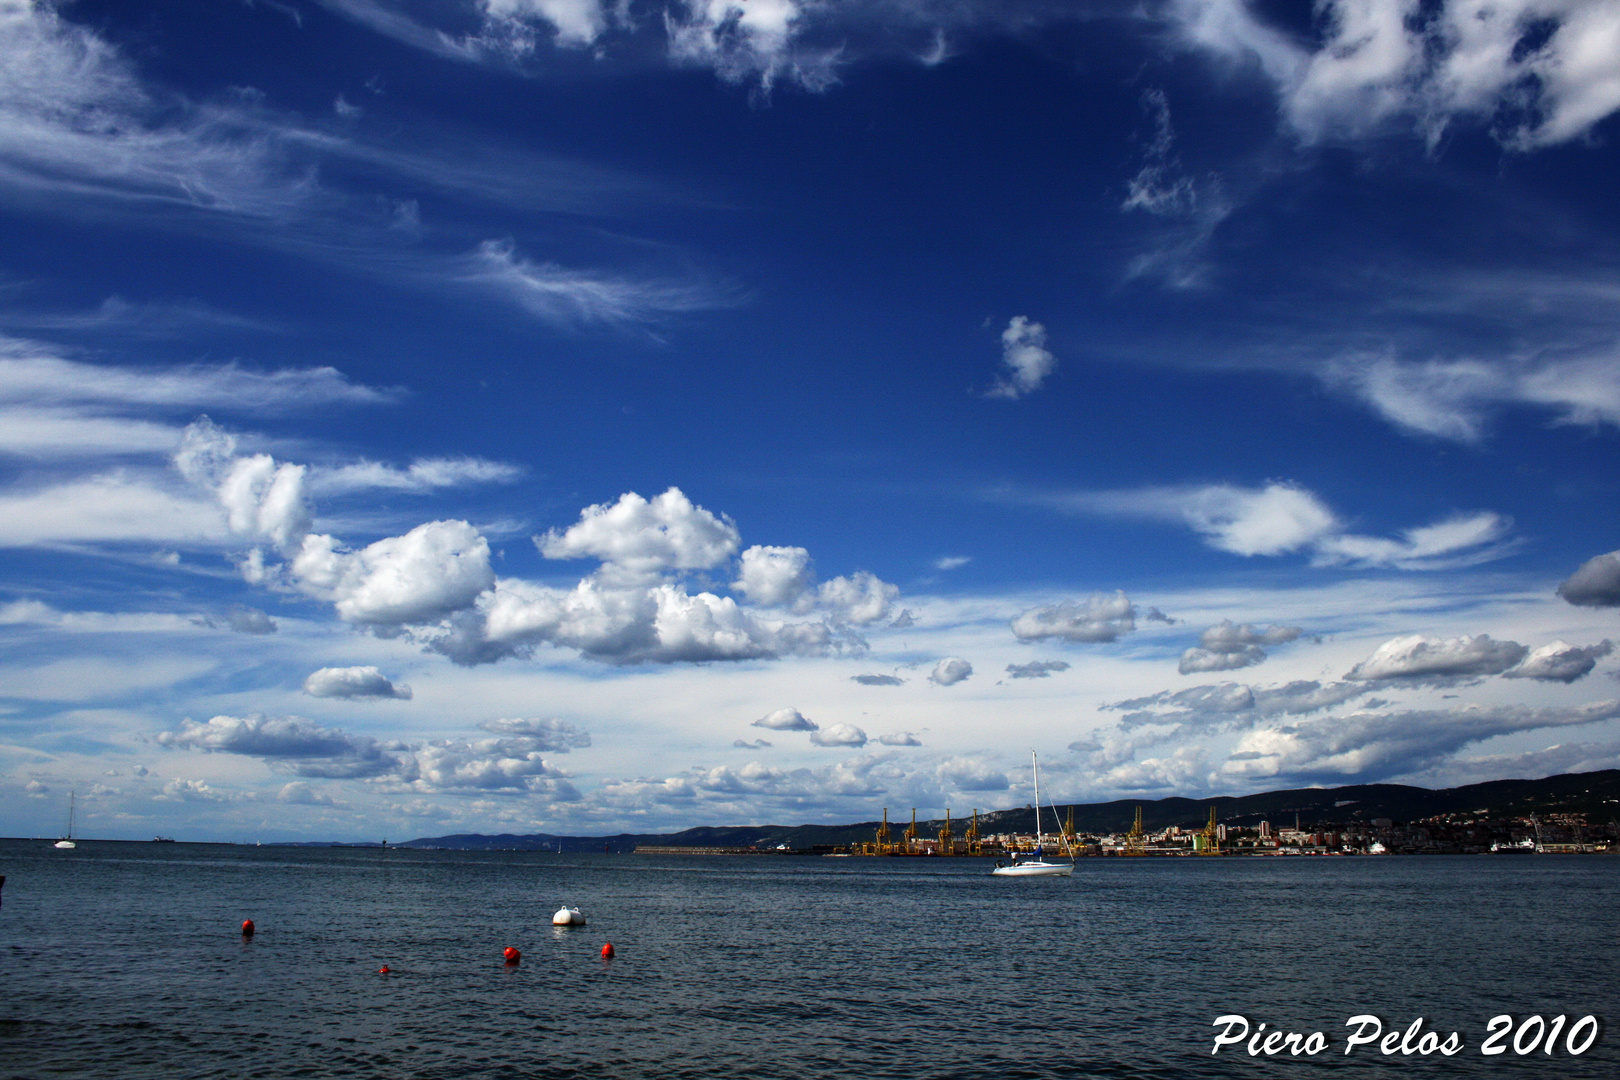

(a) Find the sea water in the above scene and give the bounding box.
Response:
[1,839,1616,1079]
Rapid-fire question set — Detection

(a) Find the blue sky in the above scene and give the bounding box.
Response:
[2,0,1618,841]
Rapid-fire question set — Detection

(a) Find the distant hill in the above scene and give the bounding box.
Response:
[398,769,1620,851]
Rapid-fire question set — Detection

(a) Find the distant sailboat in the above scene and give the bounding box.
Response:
[991,753,1073,877]
[53,792,77,849]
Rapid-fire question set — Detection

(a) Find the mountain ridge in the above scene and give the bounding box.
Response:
[397,769,1620,852]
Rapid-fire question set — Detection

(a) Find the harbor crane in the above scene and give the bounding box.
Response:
[1125,806,1148,856]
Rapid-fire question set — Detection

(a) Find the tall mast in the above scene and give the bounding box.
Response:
[1032,750,1043,849]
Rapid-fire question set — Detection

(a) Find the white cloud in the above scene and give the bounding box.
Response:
[0,472,224,548]
[292,520,496,626]
[157,714,400,777]
[937,756,1008,791]
[933,555,971,571]
[1178,619,1302,674]
[1504,640,1614,683]
[733,545,897,625]
[160,778,230,802]
[1006,660,1070,679]
[665,0,839,93]
[1051,482,1514,569]
[733,738,772,749]
[1328,353,1620,443]
[1345,633,1529,683]
[482,0,609,48]
[457,239,722,327]
[1011,592,1136,644]
[302,665,413,700]
[539,487,739,584]
[929,656,973,686]
[0,344,396,413]
[277,781,340,806]
[396,737,581,797]
[1224,699,1620,782]
[852,673,904,686]
[878,731,922,746]
[986,316,1056,399]
[809,722,868,747]
[1172,0,1620,148]
[733,544,814,606]
[311,457,522,495]
[1558,550,1620,608]
[751,706,817,731]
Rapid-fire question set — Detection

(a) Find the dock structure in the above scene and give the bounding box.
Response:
[1195,805,1221,855]
[1124,806,1148,856]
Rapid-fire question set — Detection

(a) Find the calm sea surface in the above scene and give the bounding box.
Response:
[2,840,1616,1079]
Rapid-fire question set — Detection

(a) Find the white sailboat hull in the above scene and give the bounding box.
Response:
[992,861,1071,877]
[53,840,76,849]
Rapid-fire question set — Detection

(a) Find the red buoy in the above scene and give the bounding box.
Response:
[378,966,391,974]
[241,919,255,937]
[503,946,521,964]
[601,942,614,959]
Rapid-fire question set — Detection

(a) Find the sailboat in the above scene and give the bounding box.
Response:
[53,792,76,849]
[992,752,1073,877]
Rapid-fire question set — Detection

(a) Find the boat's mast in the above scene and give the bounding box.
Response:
[67,791,74,838]
[1032,751,1043,848]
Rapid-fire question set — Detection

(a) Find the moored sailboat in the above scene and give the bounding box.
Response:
[992,752,1073,877]
[53,792,76,849]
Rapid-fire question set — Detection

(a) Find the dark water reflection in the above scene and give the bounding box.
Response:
[2,841,1616,1078]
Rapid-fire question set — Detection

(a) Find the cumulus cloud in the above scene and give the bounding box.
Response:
[1172,0,1620,149]
[733,544,814,606]
[220,606,277,634]
[1558,551,1620,608]
[539,487,739,584]
[1006,660,1070,679]
[929,656,973,686]
[277,780,339,806]
[1011,592,1136,643]
[937,757,1008,791]
[751,707,818,731]
[878,731,922,746]
[1104,679,1374,731]
[733,545,898,625]
[157,714,399,777]
[986,316,1056,399]
[852,673,904,686]
[1224,700,1620,783]
[1178,620,1303,675]
[733,738,772,749]
[1346,633,1529,684]
[396,735,581,797]
[1504,640,1614,683]
[476,717,591,751]
[302,665,413,700]
[1050,482,1514,569]
[160,778,228,802]
[809,722,868,747]
[293,520,495,626]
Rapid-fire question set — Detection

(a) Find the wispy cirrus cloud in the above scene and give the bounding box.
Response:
[1170,0,1620,149]
[1025,480,1517,569]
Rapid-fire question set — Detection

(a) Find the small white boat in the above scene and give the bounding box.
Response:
[552,906,586,926]
[992,752,1073,877]
[53,792,76,850]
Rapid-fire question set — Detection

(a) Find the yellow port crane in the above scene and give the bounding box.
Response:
[1197,805,1220,855]
[1062,806,1079,855]
[939,808,954,856]
[1125,805,1148,856]
[965,809,982,856]
[904,808,918,853]
[874,807,892,855]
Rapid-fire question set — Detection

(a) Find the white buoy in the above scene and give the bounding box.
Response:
[552,906,586,926]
